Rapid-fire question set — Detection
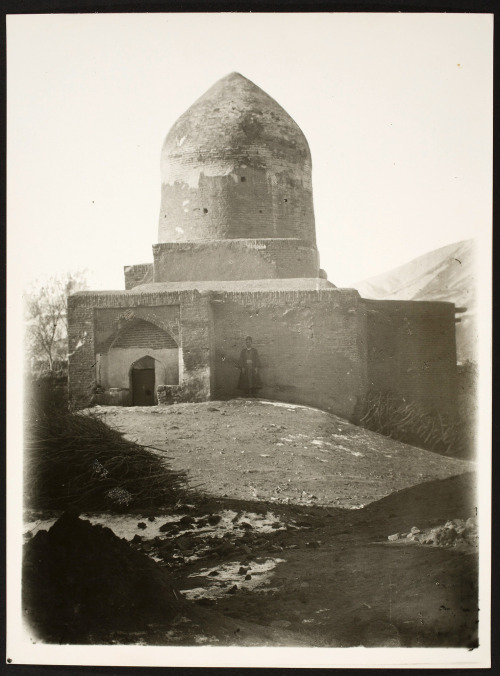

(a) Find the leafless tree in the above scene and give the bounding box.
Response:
[24,271,88,374]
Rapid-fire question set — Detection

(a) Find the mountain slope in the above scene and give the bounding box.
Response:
[353,240,476,362]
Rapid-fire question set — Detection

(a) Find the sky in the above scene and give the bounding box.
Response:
[7,13,493,292]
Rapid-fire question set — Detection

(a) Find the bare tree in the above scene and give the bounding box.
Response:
[24,271,88,374]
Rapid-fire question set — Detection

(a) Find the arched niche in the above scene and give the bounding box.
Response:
[101,320,180,404]
[111,319,178,350]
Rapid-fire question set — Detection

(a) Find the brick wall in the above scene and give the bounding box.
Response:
[67,297,96,409]
[158,74,315,246]
[153,239,319,282]
[111,319,178,349]
[68,290,211,408]
[69,289,458,416]
[158,168,315,245]
[124,264,153,290]
[211,288,368,419]
[363,299,458,412]
[94,305,180,353]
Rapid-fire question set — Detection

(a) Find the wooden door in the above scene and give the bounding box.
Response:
[132,368,155,406]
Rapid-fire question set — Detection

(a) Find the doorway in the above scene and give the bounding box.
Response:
[131,356,155,406]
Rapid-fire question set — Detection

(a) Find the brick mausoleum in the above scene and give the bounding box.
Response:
[68,72,458,418]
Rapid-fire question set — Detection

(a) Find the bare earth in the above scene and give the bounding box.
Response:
[95,399,472,508]
[72,399,478,648]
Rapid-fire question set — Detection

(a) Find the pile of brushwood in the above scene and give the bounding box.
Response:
[357,390,470,459]
[25,406,189,511]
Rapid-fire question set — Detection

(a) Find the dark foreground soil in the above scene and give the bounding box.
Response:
[23,400,478,648]
[180,472,478,648]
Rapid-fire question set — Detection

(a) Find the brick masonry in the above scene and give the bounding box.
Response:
[68,291,211,408]
[112,319,178,349]
[124,263,154,290]
[94,307,180,353]
[68,73,458,417]
[153,239,319,282]
[69,288,457,417]
[211,288,368,420]
[158,74,316,247]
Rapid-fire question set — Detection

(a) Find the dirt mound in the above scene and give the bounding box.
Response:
[23,510,184,643]
[361,472,476,532]
[94,400,474,509]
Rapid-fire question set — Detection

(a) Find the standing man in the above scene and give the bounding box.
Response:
[237,336,262,397]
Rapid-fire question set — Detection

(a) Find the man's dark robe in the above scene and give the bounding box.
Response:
[237,347,262,392]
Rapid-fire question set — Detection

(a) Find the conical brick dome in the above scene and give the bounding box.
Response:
[158,73,316,245]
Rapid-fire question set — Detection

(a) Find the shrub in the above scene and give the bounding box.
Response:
[356,390,472,459]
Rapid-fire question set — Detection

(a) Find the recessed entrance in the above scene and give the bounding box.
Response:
[131,356,155,406]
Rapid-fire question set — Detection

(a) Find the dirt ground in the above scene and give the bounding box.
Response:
[24,399,479,648]
[94,399,473,509]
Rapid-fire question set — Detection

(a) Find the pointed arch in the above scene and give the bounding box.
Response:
[110,319,178,350]
[102,320,180,403]
[130,355,156,370]
[129,355,156,406]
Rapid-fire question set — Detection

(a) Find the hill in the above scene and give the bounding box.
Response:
[353,240,476,363]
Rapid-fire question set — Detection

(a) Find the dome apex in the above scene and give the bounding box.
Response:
[162,71,311,169]
[206,71,262,85]
[220,71,249,79]
[158,73,316,247]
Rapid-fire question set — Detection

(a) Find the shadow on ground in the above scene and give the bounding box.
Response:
[23,472,478,648]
